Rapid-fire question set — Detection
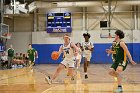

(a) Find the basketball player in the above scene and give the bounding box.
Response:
[81,33,94,79]
[106,30,136,92]
[75,42,82,69]
[45,34,79,84]
[27,44,38,67]
[7,45,15,69]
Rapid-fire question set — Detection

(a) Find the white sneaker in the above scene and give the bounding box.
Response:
[114,87,123,92]
[45,76,52,85]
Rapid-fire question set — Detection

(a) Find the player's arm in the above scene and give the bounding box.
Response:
[106,46,116,54]
[106,49,116,54]
[88,45,94,52]
[89,46,94,52]
[34,49,38,58]
[88,42,94,52]
[62,54,65,59]
[58,45,63,57]
[111,46,116,54]
[120,42,136,65]
[81,43,84,51]
[71,43,79,55]
[35,51,38,58]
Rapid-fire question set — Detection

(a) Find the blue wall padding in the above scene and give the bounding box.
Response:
[32,43,140,64]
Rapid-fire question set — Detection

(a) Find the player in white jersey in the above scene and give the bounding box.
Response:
[45,34,79,84]
[82,33,94,79]
[75,42,82,69]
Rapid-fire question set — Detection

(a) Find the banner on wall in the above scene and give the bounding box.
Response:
[0,43,4,52]
[46,13,72,33]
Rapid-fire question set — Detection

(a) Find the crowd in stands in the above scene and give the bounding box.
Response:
[0,52,30,69]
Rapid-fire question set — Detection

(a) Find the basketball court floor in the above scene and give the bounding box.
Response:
[0,64,139,93]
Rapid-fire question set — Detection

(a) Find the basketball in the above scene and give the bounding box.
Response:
[51,51,59,60]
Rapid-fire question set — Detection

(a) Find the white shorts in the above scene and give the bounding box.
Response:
[83,53,91,61]
[61,59,75,68]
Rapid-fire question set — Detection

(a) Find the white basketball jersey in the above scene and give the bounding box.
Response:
[82,41,94,54]
[62,42,74,59]
[78,47,82,55]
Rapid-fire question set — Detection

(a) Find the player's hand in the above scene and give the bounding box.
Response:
[130,60,136,65]
[88,46,91,49]
[88,46,93,51]
[106,49,112,54]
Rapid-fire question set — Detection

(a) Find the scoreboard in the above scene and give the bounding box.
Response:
[46,13,72,33]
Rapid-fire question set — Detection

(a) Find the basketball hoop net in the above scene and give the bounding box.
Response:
[1,33,12,39]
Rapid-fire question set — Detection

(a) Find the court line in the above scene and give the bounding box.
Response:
[0,67,32,81]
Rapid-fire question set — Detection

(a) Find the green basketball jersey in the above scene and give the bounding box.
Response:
[27,48,36,61]
[8,48,15,57]
[114,41,127,63]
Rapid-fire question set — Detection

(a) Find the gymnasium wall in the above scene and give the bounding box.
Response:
[4,15,33,32]
[37,7,135,31]
[4,7,140,64]
[32,30,140,64]
[6,32,32,53]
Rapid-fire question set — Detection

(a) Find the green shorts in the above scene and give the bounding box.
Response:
[29,57,35,63]
[111,61,128,71]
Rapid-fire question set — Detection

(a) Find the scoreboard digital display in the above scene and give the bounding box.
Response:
[46,13,72,33]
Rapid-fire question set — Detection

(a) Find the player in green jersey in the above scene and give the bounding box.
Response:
[27,44,38,67]
[106,30,136,92]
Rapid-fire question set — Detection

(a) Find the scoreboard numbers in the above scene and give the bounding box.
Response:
[46,13,72,33]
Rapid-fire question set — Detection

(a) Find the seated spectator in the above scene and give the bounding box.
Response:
[13,53,19,65]
[1,52,8,68]
[19,53,24,65]
[13,53,26,68]
[19,53,23,60]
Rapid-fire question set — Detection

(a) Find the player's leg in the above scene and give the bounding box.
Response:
[67,67,75,80]
[83,57,88,79]
[109,62,118,77]
[52,64,65,80]
[114,66,123,92]
[78,55,82,68]
[76,59,80,69]
[67,61,75,80]
[86,54,91,67]
[76,54,81,69]
[84,54,91,79]
[31,57,35,66]
[45,63,65,84]
[114,61,128,92]
[87,61,89,67]
[28,56,35,67]
[29,59,35,68]
[109,69,117,77]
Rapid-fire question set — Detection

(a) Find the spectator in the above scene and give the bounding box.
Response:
[1,52,8,68]
[7,45,15,69]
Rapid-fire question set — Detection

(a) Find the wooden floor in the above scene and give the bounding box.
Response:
[0,64,140,93]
